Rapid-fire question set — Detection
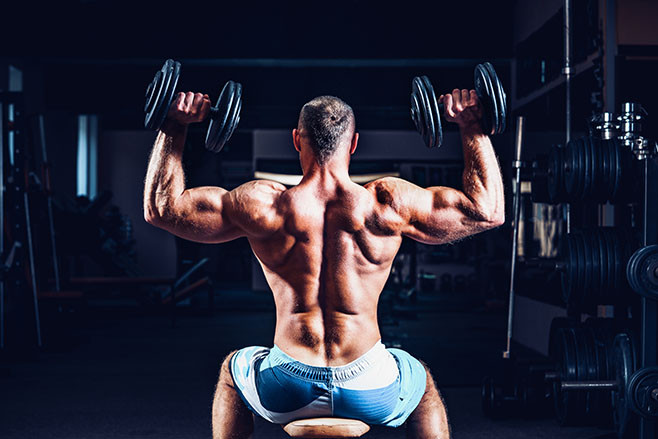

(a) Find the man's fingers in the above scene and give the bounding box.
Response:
[451,89,463,112]
[192,92,205,111]
[199,97,211,119]
[443,94,456,118]
[461,89,469,106]
[183,91,195,109]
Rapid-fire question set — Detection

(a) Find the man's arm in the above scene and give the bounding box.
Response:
[367,89,504,245]
[143,92,284,243]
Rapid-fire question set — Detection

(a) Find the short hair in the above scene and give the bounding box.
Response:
[297,96,355,164]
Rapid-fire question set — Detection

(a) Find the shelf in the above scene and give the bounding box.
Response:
[512,52,601,111]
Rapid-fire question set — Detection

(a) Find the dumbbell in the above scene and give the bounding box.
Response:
[144,59,242,153]
[410,62,507,148]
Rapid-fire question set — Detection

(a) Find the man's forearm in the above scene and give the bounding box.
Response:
[459,124,505,223]
[143,121,188,223]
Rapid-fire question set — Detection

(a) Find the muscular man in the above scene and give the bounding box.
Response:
[144,89,504,439]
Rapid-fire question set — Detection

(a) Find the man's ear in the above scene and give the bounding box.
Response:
[349,132,359,155]
[292,129,301,152]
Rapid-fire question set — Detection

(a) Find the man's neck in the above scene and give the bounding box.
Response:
[300,162,351,192]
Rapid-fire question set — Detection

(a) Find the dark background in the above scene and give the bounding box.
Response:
[2,1,658,438]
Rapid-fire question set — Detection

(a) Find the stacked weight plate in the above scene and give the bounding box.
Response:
[540,137,637,204]
[549,318,634,429]
[560,228,638,309]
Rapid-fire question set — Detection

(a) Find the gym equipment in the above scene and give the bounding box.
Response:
[503,116,525,359]
[283,418,369,438]
[541,137,637,204]
[626,245,658,301]
[410,62,507,148]
[557,228,637,309]
[144,59,242,153]
[548,322,658,437]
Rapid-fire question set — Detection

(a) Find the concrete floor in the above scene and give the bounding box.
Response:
[0,289,616,438]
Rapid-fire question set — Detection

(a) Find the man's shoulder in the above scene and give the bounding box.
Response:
[364,177,412,207]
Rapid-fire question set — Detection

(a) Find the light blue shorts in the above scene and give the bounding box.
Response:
[229,340,427,427]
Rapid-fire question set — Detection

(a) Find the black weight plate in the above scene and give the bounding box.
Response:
[575,232,587,308]
[603,229,615,299]
[548,146,564,203]
[603,139,615,202]
[474,63,496,136]
[611,230,622,293]
[483,62,507,134]
[583,231,594,305]
[411,76,434,148]
[572,328,591,419]
[579,328,600,419]
[570,138,583,201]
[597,230,608,302]
[595,137,607,201]
[144,59,181,130]
[627,245,658,300]
[411,76,442,148]
[561,235,574,304]
[611,139,622,202]
[612,333,636,438]
[582,137,593,200]
[588,231,600,301]
[576,138,586,200]
[206,81,243,153]
[422,76,442,148]
[590,138,601,201]
[564,140,576,198]
[552,327,579,425]
[627,367,658,419]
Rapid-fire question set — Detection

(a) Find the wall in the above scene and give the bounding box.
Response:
[98,130,176,277]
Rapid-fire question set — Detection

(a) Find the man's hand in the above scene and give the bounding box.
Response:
[166,92,211,126]
[439,89,482,131]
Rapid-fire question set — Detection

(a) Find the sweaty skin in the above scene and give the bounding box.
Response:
[144,89,504,367]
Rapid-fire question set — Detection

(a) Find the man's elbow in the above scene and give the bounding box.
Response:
[144,204,168,228]
[483,208,505,229]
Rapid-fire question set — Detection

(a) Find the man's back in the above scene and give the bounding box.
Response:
[247,177,403,366]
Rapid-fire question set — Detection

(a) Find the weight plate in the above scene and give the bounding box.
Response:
[574,232,586,308]
[206,80,243,153]
[627,367,658,419]
[144,59,181,130]
[483,62,507,134]
[552,327,580,425]
[597,229,608,302]
[474,63,496,136]
[604,229,615,300]
[576,138,586,200]
[603,138,615,202]
[580,231,594,305]
[572,328,591,419]
[561,235,574,304]
[411,76,442,148]
[588,231,600,301]
[612,333,636,438]
[582,137,592,201]
[548,146,565,203]
[611,139,622,202]
[626,245,658,300]
[564,139,576,198]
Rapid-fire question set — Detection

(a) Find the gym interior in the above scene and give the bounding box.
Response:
[2,1,658,438]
